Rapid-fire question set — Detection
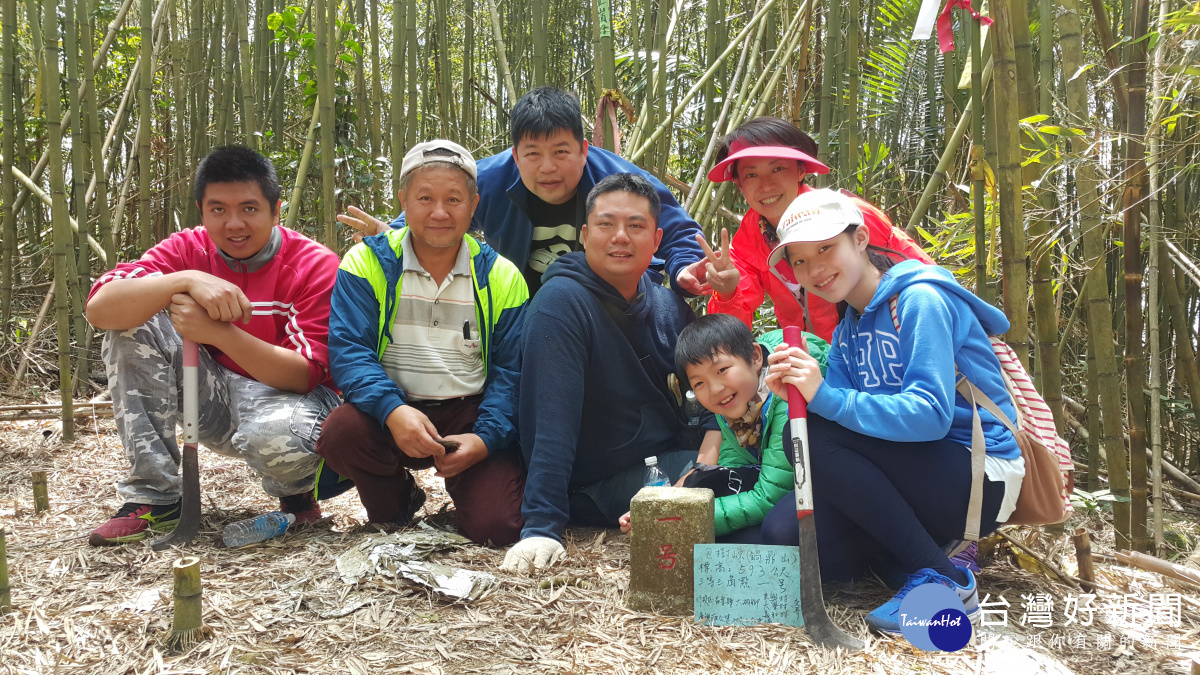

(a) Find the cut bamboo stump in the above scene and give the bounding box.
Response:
[165,556,211,652]
[31,472,49,513]
[1072,527,1095,593]
[0,529,11,615]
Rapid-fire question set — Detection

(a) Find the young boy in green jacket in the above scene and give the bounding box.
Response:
[620,313,827,542]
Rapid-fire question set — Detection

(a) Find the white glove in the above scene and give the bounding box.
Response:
[500,536,566,573]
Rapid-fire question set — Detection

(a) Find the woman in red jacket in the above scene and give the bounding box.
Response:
[705,117,932,342]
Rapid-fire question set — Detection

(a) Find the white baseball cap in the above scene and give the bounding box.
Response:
[399,139,477,182]
[766,189,865,268]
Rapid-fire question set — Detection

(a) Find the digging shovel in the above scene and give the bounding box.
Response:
[781,326,863,651]
[151,338,202,551]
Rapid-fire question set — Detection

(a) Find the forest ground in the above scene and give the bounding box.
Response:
[1,406,1198,674]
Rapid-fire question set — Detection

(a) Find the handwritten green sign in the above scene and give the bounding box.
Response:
[693,544,805,627]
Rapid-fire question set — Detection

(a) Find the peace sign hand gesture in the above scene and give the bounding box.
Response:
[696,228,740,298]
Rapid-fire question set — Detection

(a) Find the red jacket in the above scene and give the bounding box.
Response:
[89,226,340,392]
[706,186,932,342]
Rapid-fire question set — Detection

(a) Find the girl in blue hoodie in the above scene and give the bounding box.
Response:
[758,188,1025,636]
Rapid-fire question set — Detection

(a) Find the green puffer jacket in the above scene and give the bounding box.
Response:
[713,329,829,536]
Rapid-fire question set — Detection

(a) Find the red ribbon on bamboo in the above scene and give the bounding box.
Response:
[937,0,992,53]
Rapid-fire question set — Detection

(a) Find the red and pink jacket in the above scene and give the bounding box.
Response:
[707,185,933,342]
[89,226,340,392]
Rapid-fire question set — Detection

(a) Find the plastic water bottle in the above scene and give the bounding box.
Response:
[684,390,703,426]
[222,512,295,548]
[644,456,670,488]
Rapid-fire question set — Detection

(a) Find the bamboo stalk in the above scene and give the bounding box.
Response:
[1064,405,1200,495]
[1059,0,1127,545]
[316,0,337,249]
[137,0,154,254]
[403,0,418,150]
[971,0,990,301]
[432,0,453,138]
[486,0,518,106]
[1146,0,1172,555]
[1125,0,1151,553]
[8,282,55,394]
[42,0,75,442]
[0,402,111,412]
[11,0,138,219]
[83,0,111,266]
[236,0,257,148]
[369,0,384,207]
[844,0,860,183]
[907,57,994,233]
[0,529,9,614]
[0,0,14,338]
[0,410,113,422]
[1086,0,1130,117]
[748,3,813,120]
[66,0,91,399]
[0,155,108,266]
[628,0,780,164]
[1072,527,1096,593]
[992,0,1029,369]
[31,471,49,513]
[285,99,322,231]
[390,0,405,205]
[164,556,212,652]
[683,5,756,210]
[816,0,838,187]
[1159,247,1200,421]
[1116,550,1200,587]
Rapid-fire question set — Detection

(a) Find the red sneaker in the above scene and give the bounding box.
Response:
[88,502,181,546]
[280,492,322,524]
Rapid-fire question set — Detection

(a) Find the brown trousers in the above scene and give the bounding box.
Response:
[315,396,525,545]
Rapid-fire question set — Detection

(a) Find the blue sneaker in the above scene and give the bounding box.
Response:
[865,566,980,635]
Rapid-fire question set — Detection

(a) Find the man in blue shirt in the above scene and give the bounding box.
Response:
[500,174,718,573]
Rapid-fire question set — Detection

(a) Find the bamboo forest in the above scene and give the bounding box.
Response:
[1,0,1200,669]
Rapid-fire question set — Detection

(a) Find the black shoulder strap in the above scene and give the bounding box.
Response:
[598,296,684,419]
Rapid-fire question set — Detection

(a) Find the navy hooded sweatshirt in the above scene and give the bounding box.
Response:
[809,259,1021,459]
[519,251,704,541]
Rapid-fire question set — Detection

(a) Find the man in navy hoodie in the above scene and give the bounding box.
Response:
[500,173,716,572]
[340,87,713,297]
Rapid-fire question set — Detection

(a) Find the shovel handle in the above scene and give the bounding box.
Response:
[781,327,808,419]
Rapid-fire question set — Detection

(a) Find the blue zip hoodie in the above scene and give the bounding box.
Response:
[388,146,705,293]
[519,251,706,541]
[808,259,1021,459]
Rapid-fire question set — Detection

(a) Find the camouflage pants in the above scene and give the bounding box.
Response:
[102,311,339,505]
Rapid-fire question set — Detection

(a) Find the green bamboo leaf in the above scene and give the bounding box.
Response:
[1021,149,1050,167]
[267,12,285,30]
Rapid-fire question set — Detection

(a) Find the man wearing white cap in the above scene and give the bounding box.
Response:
[316,140,530,545]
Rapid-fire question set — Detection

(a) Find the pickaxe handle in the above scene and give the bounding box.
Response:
[782,327,814,520]
[151,339,201,551]
[781,327,863,651]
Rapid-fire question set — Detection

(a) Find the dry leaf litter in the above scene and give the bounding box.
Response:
[1,408,1198,674]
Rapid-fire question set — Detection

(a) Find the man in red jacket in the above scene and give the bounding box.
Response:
[85,146,342,546]
[704,117,932,342]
